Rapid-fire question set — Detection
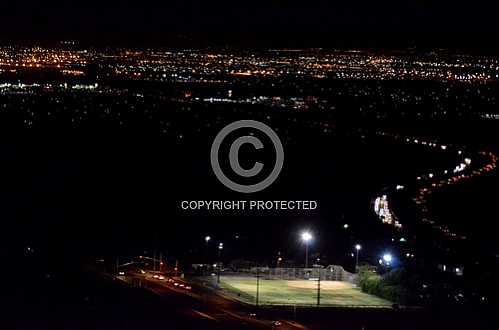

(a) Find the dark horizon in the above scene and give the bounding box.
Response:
[3,33,499,53]
[2,0,499,51]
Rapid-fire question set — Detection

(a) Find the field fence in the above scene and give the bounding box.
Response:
[225,265,358,284]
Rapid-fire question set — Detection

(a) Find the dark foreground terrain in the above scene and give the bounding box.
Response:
[0,264,496,330]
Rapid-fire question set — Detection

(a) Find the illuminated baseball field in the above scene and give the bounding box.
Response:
[219,276,392,307]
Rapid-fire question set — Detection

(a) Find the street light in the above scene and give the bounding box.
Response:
[301,231,313,268]
[203,236,211,275]
[355,244,361,272]
[383,253,392,265]
[217,243,224,284]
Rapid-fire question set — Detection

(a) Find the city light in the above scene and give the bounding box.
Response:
[2,41,498,318]
[301,231,313,242]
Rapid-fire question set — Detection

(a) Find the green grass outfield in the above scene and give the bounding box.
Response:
[219,276,392,307]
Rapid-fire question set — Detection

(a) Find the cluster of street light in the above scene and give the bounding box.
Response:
[2,46,499,82]
[408,140,498,240]
[373,131,498,242]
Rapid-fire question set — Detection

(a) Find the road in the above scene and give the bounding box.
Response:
[125,272,307,330]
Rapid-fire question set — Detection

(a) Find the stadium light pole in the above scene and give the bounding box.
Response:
[301,231,313,268]
[256,266,260,308]
[355,244,361,272]
[317,275,321,306]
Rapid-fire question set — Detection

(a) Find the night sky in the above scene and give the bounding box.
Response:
[1,1,499,48]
